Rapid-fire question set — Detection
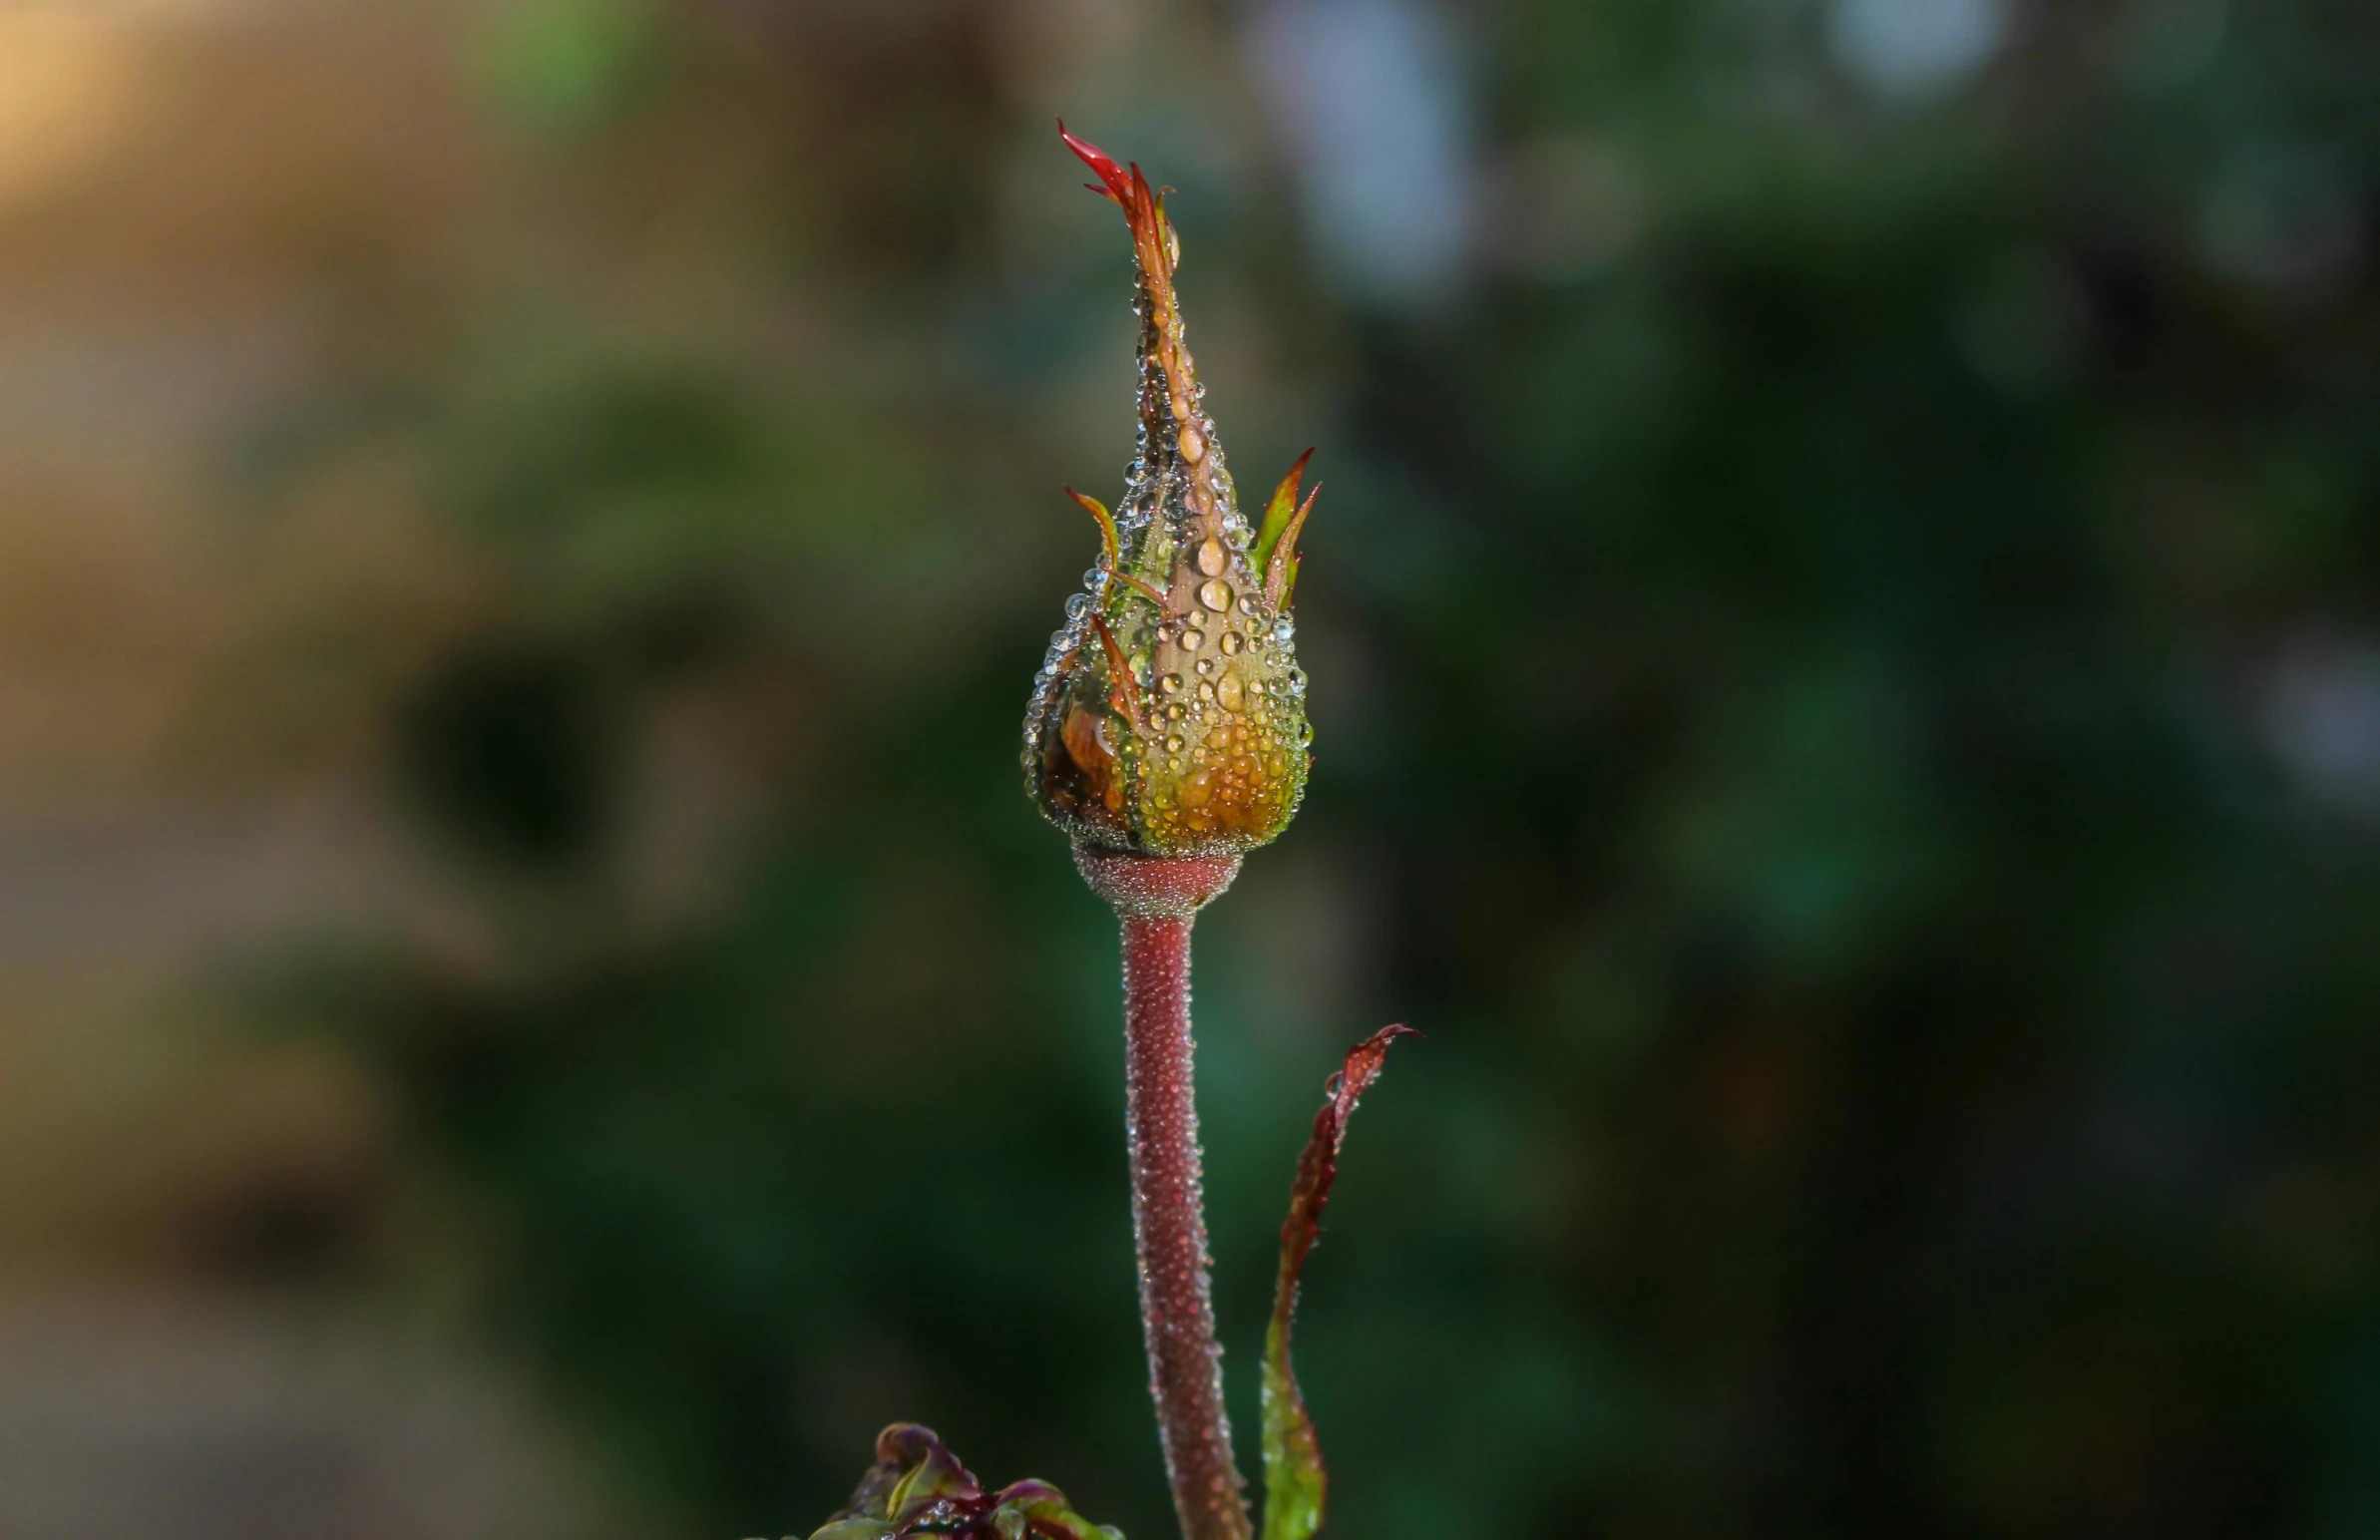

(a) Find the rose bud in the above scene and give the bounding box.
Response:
[1023,125,1320,859]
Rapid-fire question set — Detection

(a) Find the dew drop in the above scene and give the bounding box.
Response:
[1179,770,1214,808]
[1181,628,1205,651]
[1199,578,1232,611]
[1165,734,1185,753]
[1180,425,1206,462]
[1159,673,1184,695]
[1272,616,1297,644]
[1240,593,1260,614]
[1195,538,1227,578]
[1219,630,1244,656]
[1216,673,1245,712]
[1064,594,1090,620]
[1197,680,1216,702]
[1195,655,1218,677]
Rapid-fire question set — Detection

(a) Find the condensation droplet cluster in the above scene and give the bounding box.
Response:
[1022,207,1314,859]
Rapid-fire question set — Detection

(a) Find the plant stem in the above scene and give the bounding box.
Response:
[1077,844,1250,1540]
[1121,910,1248,1540]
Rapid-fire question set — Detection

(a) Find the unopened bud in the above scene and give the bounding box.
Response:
[1024,126,1321,859]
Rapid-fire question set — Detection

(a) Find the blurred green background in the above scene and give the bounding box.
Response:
[1,0,2376,1536]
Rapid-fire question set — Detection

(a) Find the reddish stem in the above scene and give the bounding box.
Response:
[1078,844,1250,1540]
[1120,912,1248,1540]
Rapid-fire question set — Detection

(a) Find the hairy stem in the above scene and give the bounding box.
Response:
[1073,843,1251,1540]
[1119,909,1250,1540]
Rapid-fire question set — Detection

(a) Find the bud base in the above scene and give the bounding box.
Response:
[1074,843,1243,918]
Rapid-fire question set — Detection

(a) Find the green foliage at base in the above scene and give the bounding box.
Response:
[797,1424,1121,1540]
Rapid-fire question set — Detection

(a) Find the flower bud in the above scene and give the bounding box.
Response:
[1023,126,1319,858]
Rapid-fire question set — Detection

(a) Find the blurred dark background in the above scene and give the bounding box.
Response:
[2,0,2377,1536]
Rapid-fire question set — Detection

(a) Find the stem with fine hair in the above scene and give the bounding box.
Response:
[1122,910,1247,1540]
[1078,844,1251,1540]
